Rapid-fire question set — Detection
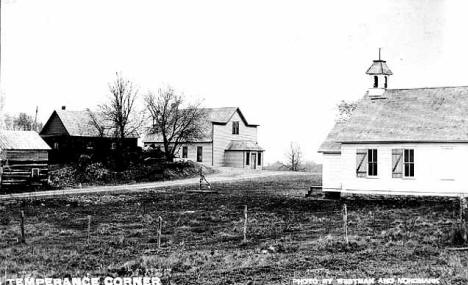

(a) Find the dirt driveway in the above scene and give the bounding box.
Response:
[0,167,312,200]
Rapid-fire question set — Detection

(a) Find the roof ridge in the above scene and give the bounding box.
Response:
[387,85,468,91]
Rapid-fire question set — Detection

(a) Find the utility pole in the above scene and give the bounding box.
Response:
[34,106,38,131]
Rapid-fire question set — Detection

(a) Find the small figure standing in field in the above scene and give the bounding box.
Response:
[199,168,211,190]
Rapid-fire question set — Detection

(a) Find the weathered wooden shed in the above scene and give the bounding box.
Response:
[0,131,50,187]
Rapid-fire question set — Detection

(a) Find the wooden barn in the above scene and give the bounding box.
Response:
[319,53,468,197]
[0,131,50,187]
[40,107,139,163]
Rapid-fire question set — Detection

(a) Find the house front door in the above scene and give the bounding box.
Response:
[251,153,257,169]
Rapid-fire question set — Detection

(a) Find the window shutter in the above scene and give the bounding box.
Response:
[356,149,368,177]
[392,149,403,178]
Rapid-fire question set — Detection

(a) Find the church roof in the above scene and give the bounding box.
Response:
[319,86,468,153]
[366,60,393,75]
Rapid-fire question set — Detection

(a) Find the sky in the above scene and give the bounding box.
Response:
[2,0,468,163]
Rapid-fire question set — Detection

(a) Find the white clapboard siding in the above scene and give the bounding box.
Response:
[335,143,468,196]
[322,153,342,190]
[224,151,264,170]
[224,151,244,168]
[212,111,258,167]
[149,143,213,166]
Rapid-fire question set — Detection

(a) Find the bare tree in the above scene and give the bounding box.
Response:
[3,113,13,130]
[145,87,207,162]
[284,142,303,171]
[14,113,34,131]
[336,100,357,122]
[99,72,143,140]
[86,108,108,137]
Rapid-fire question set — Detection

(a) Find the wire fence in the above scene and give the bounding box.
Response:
[0,195,462,251]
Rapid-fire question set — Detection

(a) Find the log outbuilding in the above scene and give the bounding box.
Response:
[0,131,50,187]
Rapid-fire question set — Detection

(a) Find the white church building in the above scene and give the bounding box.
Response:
[319,54,468,196]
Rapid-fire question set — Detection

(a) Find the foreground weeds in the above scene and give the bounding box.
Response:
[1,174,467,284]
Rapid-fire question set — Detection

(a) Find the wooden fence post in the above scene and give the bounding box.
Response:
[243,205,248,243]
[343,204,349,245]
[86,215,92,244]
[158,216,162,248]
[20,211,25,244]
[460,197,467,242]
[199,168,203,190]
[372,211,376,236]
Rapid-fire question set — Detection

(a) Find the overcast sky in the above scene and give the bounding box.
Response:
[2,0,467,163]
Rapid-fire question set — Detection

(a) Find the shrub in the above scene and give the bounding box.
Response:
[449,225,467,246]
[82,163,111,182]
[77,154,93,172]
[0,213,10,226]
[48,160,212,189]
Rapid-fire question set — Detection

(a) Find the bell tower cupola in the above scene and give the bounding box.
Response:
[366,48,392,96]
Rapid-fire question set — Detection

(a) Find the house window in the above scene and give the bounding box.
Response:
[197,146,203,162]
[404,149,414,177]
[384,76,388,88]
[53,142,59,150]
[357,149,378,177]
[86,142,94,150]
[182,146,188,158]
[257,152,262,166]
[373,76,378,88]
[232,121,239,135]
[246,152,250,165]
[31,168,40,178]
[368,149,378,176]
[392,149,414,178]
[111,142,117,150]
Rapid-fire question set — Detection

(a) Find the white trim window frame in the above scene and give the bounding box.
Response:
[367,149,378,176]
[403,149,414,177]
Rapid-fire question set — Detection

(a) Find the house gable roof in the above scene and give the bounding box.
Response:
[319,86,468,152]
[205,107,258,127]
[0,131,50,150]
[143,107,258,143]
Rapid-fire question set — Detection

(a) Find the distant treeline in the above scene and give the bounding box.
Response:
[263,160,322,173]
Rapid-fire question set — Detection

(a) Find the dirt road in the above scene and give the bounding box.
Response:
[0,167,312,200]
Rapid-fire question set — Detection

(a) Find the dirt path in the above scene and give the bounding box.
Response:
[0,168,313,200]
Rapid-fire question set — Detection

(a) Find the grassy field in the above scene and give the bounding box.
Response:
[0,174,467,284]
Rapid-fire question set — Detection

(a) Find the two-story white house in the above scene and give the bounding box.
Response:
[319,54,468,197]
[143,107,264,169]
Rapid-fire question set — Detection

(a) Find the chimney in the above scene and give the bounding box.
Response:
[61,106,66,110]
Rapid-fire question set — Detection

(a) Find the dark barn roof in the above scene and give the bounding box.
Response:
[41,110,139,138]
[0,131,50,150]
[319,86,468,153]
